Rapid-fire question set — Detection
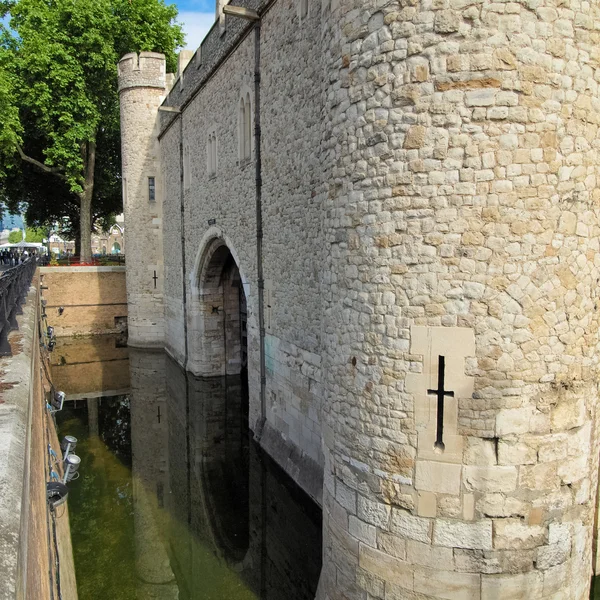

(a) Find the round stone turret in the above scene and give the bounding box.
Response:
[118,52,168,347]
[320,1,600,599]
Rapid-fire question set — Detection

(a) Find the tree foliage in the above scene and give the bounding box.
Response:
[0,0,183,260]
[8,226,44,243]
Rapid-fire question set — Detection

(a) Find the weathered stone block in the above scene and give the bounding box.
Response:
[481,571,543,599]
[415,460,462,495]
[493,519,547,550]
[357,495,391,529]
[404,126,427,149]
[414,566,481,599]
[358,543,413,588]
[434,10,460,33]
[464,466,518,494]
[391,509,432,543]
[434,520,493,550]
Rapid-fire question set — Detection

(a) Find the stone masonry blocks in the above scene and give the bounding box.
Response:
[320,0,600,598]
[120,0,600,597]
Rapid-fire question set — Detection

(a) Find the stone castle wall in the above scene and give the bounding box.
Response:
[120,0,600,597]
[158,0,326,499]
[319,0,600,598]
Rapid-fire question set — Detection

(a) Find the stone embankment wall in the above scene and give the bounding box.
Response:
[50,336,130,400]
[320,0,600,599]
[0,276,77,600]
[40,266,127,336]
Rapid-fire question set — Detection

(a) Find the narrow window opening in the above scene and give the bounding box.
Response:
[148,176,156,202]
[239,99,245,161]
[208,132,217,178]
[239,93,252,163]
[183,146,190,190]
[213,134,217,175]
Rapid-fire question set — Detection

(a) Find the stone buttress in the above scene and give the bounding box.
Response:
[118,52,167,347]
[320,0,600,598]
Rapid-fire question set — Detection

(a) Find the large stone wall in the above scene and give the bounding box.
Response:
[0,278,78,600]
[157,0,326,497]
[319,0,600,598]
[50,337,130,399]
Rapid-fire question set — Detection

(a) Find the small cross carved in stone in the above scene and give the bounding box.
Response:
[427,355,454,453]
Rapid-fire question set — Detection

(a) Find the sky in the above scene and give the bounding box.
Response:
[174,0,215,51]
[2,2,216,52]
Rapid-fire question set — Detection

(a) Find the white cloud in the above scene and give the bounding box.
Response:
[179,11,215,51]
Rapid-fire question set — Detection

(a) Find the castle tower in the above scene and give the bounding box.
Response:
[320,1,600,599]
[118,52,167,347]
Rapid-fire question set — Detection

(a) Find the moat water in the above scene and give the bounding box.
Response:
[53,336,322,600]
[51,336,600,599]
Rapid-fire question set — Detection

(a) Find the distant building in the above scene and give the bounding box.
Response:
[48,233,75,255]
[48,216,125,256]
[91,221,125,255]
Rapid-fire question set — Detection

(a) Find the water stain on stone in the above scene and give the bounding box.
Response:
[0,381,18,392]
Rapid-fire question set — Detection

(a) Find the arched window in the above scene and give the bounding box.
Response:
[238,98,246,160]
[238,92,252,162]
[245,93,252,160]
[208,131,217,177]
[112,242,121,255]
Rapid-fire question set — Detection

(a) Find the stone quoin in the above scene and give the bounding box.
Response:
[118,0,600,598]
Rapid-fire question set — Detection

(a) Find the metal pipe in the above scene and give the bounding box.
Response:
[179,115,189,370]
[254,21,267,436]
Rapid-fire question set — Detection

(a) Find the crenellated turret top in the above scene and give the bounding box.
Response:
[118,52,167,93]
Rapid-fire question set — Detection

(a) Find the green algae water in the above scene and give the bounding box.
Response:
[54,340,322,600]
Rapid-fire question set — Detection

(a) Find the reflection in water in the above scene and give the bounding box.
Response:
[57,343,322,600]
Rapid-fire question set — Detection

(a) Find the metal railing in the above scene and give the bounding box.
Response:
[0,257,37,355]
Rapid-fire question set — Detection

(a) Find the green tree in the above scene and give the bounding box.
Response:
[0,0,183,261]
[7,226,44,243]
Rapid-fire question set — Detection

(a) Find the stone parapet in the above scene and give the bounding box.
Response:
[158,0,266,134]
[118,52,166,92]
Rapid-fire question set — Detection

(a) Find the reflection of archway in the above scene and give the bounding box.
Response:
[191,374,250,565]
[112,242,121,254]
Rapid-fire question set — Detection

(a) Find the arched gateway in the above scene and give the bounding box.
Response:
[188,236,248,379]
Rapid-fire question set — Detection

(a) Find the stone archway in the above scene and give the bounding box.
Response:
[188,236,248,378]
